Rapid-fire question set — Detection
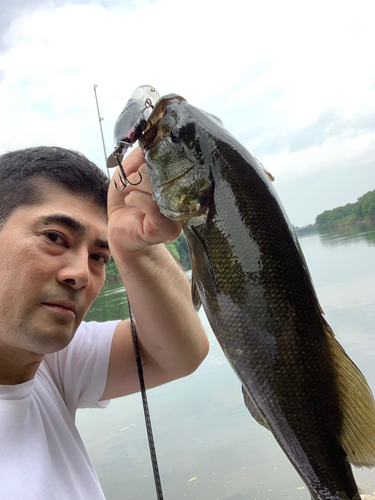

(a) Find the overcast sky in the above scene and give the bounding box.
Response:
[0,0,374,226]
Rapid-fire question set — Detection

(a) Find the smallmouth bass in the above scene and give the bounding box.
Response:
[113,89,375,500]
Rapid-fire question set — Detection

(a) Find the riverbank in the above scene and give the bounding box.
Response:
[295,217,375,236]
[318,216,375,230]
[295,224,318,236]
[315,189,375,230]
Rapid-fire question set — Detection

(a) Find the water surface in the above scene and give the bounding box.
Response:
[78,222,375,499]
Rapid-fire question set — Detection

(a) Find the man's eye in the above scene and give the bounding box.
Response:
[45,232,65,245]
[91,254,109,265]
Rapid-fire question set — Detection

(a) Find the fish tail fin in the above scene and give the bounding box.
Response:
[327,324,375,467]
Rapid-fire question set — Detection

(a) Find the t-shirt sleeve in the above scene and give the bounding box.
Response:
[44,320,120,414]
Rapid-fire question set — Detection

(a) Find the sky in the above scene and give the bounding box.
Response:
[0,0,374,227]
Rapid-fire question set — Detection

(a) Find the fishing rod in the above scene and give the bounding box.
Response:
[92,83,164,498]
[93,84,109,178]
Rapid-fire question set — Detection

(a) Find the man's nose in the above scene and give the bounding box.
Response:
[57,250,90,290]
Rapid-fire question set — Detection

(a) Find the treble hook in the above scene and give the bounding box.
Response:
[110,93,156,191]
[113,152,143,191]
[111,142,143,191]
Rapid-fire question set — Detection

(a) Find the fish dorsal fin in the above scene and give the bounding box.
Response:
[325,321,375,467]
[242,386,270,430]
[254,156,275,182]
[191,274,201,312]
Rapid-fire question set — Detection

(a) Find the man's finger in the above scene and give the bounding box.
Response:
[124,190,161,219]
[125,167,152,196]
[121,147,146,176]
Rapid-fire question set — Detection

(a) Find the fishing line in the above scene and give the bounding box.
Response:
[98,86,128,103]
[127,297,164,500]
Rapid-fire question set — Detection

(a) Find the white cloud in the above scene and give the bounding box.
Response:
[0,0,375,225]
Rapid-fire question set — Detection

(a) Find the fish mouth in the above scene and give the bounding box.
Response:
[139,119,160,152]
[140,94,186,152]
[158,206,189,221]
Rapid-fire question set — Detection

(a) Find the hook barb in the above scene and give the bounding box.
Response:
[114,155,143,191]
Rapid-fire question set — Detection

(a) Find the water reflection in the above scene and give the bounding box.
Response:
[318,221,375,248]
[78,222,375,499]
[85,280,129,323]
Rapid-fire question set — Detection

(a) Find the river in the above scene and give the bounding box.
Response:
[77,221,375,500]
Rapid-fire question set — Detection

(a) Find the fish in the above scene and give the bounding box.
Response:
[111,89,375,500]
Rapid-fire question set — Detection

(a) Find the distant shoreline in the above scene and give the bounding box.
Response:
[314,189,375,231]
[294,225,318,236]
[295,218,375,236]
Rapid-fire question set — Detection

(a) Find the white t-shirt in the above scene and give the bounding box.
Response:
[0,320,119,500]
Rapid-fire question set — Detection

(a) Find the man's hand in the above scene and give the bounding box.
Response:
[107,147,182,256]
[102,148,209,401]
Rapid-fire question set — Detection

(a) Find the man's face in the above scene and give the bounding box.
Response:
[0,181,110,356]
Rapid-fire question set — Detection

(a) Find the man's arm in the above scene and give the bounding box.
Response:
[100,148,209,400]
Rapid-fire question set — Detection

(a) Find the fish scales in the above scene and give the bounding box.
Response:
[185,148,357,498]
[110,89,375,500]
[183,139,356,498]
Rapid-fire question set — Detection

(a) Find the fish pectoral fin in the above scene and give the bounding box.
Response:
[327,324,375,467]
[188,226,217,283]
[242,386,270,431]
[191,274,201,312]
[185,225,217,310]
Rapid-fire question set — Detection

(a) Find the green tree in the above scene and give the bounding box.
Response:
[105,257,120,280]
[315,189,375,229]
[353,204,364,220]
[105,231,192,280]
[316,210,331,229]
[360,191,375,219]
[165,232,191,270]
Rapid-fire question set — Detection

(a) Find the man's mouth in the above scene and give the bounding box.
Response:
[42,301,77,318]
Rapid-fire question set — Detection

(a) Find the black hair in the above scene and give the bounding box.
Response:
[0,146,109,226]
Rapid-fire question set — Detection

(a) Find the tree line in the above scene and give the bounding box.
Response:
[316,189,375,229]
[105,232,191,280]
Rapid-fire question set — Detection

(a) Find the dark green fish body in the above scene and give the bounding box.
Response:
[139,95,375,500]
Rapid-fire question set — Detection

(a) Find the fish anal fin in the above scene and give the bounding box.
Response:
[326,325,375,467]
[242,386,270,431]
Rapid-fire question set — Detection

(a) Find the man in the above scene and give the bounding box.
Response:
[0,145,209,499]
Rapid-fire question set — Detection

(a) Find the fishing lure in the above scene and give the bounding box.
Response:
[107,85,159,190]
